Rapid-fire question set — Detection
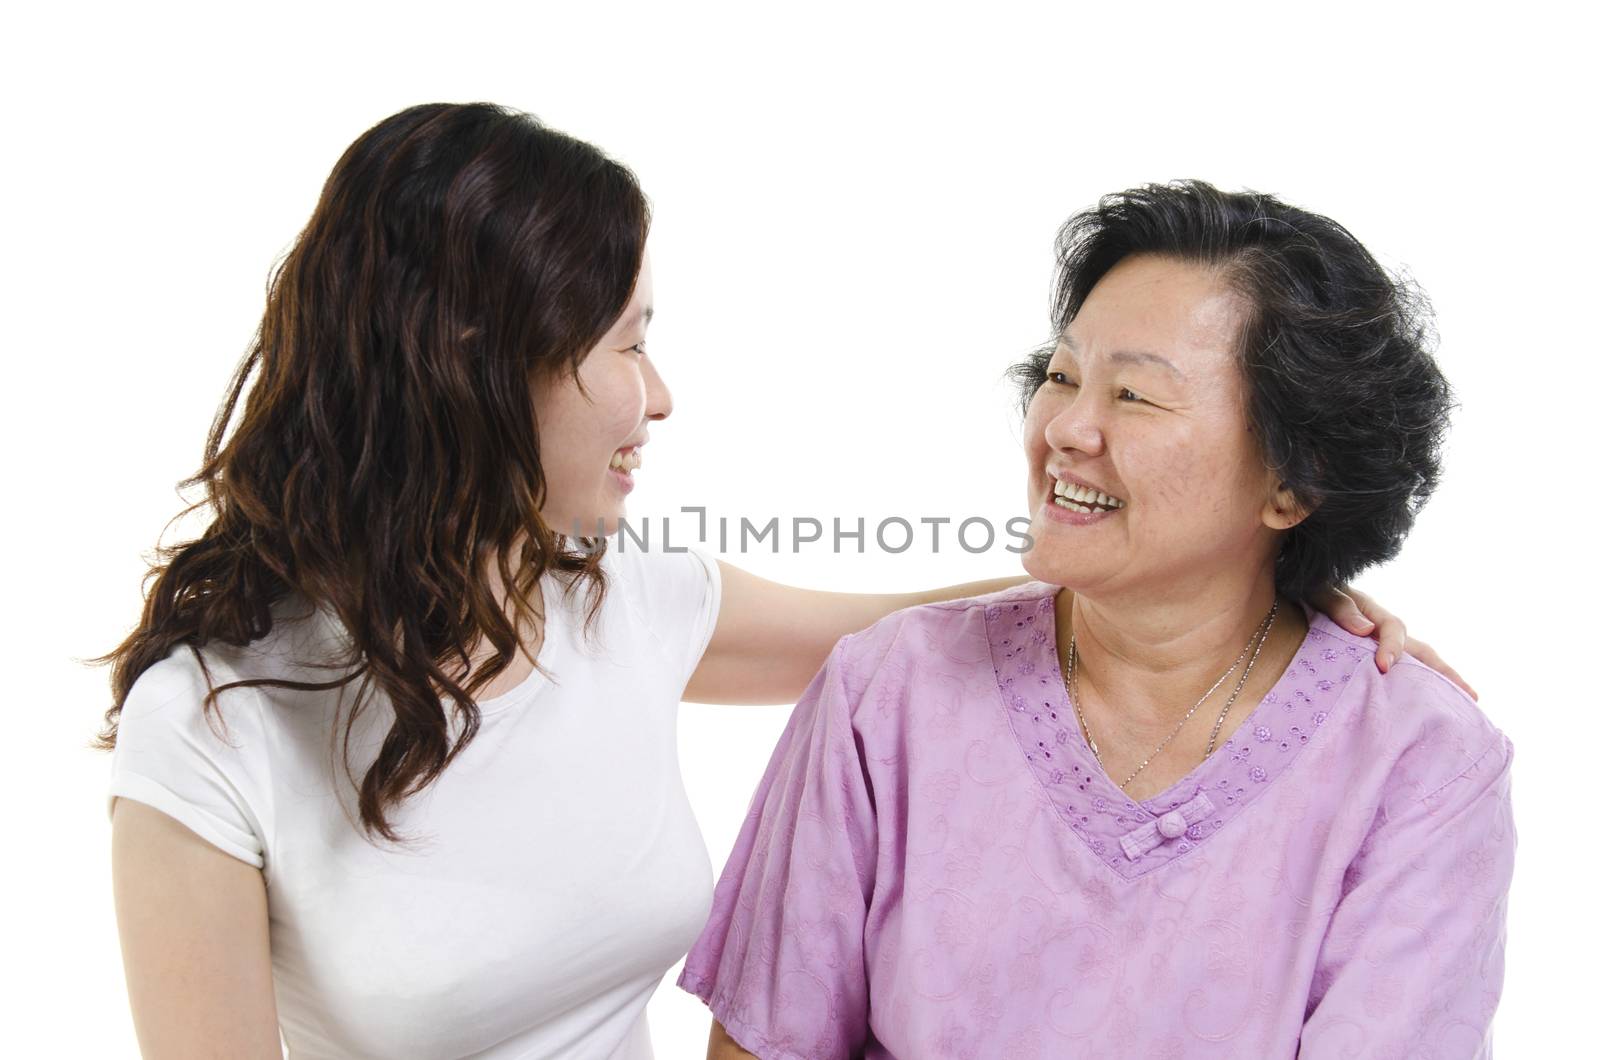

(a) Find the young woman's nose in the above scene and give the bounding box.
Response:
[642,354,672,421]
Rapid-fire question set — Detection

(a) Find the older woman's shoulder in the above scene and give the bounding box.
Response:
[1383,656,1512,806]
[833,579,1055,684]
[1315,617,1513,809]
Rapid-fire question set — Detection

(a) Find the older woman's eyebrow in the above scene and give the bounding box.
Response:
[1110,350,1185,380]
[1060,333,1186,380]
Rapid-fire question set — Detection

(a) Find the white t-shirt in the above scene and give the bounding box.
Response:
[106,542,723,1059]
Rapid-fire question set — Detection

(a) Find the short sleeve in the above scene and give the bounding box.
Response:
[106,651,274,869]
[676,637,877,1060]
[1300,729,1516,1058]
[608,541,723,690]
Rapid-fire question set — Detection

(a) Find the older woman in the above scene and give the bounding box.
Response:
[679,181,1515,1058]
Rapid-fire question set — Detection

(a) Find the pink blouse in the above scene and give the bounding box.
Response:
[678,581,1515,1058]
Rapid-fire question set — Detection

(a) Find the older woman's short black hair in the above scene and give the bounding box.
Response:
[1009,180,1453,600]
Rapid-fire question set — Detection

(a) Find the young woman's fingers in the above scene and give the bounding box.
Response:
[1341,587,1406,673]
[1322,587,1477,697]
[1309,584,1377,636]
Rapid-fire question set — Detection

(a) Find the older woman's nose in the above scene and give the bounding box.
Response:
[1043,393,1106,455]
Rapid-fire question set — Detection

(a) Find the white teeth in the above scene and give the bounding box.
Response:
[1049,477,1124,509]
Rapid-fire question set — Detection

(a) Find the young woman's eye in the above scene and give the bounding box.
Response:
[627,342,647,355]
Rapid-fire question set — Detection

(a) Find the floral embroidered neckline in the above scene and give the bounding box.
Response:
[983,583,1366,881]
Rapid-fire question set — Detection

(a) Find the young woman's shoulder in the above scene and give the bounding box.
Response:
[109,641,275,868]
[597,541,719,618]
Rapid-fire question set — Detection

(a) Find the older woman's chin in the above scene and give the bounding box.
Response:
[1019,548,1076,589]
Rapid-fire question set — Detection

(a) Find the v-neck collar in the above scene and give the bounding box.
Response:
[983,582,1366,881]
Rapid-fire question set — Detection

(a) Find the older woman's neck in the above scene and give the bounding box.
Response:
[1058,576,1306,729]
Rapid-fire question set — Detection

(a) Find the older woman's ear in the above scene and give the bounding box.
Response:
[1263,481,1315,530]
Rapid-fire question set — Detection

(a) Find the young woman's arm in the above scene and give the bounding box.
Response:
[683,561,1474,705]
[683,563,1025,704]
[111,798,282,1059]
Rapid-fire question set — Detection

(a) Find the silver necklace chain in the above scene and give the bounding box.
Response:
[1066,600,1279,791]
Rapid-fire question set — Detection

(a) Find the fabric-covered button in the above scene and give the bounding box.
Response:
[1117,791,1217,862]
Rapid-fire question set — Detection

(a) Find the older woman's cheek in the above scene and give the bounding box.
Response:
[1136,438,1199,514]
[1023,401,1065,495]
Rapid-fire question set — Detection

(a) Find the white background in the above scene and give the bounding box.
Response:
[5,1,1594,1055]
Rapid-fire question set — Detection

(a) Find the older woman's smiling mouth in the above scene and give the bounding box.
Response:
[1051,474,1126,515]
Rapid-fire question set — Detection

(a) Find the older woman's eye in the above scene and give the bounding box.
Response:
[1047,372,1077,387]
[1118,387,1145,403]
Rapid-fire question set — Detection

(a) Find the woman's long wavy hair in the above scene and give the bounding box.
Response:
[91,102,650,844]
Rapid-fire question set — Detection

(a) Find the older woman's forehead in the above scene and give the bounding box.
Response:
[1063,258,1247,370]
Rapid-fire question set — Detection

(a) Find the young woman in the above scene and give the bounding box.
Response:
[98,105,1464,1059]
